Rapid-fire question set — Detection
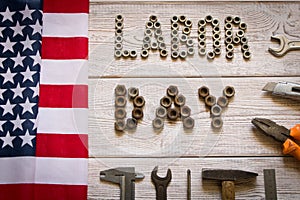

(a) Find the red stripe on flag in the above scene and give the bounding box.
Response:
[39,85,88,108]
[36,134,88,158]
[0,184,87,200]
[42,37,88,60]
[43,0,89,13]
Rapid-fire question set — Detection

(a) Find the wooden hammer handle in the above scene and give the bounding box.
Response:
[222,181,235,200]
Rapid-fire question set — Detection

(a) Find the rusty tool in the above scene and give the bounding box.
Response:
[100,167,144,200]
[151,166,172,200]
[252,118,300,160]
[202,168,258,200]
[269,34,300,57]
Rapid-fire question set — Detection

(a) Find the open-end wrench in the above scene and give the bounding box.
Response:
[100,167,144,200]
[269,34,300,57]
[151,166,172,200]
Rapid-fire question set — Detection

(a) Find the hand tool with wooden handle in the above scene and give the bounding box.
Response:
[202,168,258,200]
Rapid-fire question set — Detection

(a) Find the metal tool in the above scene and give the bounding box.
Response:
[100,167,144,200]
[252,118,300,160]
[262,81,300,100]
[202,168,258,200]
[187,169,191,200]
[151,166,172,200]
[264,169,278,200]
[269,34,300,57]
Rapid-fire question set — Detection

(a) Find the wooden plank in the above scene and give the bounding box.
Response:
[91,0,300,3]
[88,77,300,157]
[88,157,300,199]
[88,2,300,77]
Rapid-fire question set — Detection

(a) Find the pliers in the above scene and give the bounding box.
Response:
[252,118,300,160]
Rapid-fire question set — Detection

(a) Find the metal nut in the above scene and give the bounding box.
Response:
[171,29,179,37]
[180,50,187,59]
[160,96,172,108]
[144,28,152,36]
[241,44,249,52]
[225,30,233,37]
[115,35,123,43]
[122,50,130,58]
[205,95,216,107]
[243,51,251,59]
[126,118,137,130]
[213,26,221,34]
[198,48,206,56]
[171,22,179,30]
[115,14,123,22]
[141,50,149,58]
[115,107,126,119]
[155,29,162,37]
[156,106,167,118]
[133,96,145,107]
[154,21,161,29]
[233,36,240,44]
[211,104,222,117]
[213,33,221,41]
[183,27,191,35]
[171,51,179,59]
[171,16,179,24]
[224,23,233,30]
[132,107,143,120]
[187,47,195,55]
[198,40,206,48]
[142,43,151,50]
[217,96,229,107]
[171,37,179,44]
[225,37,233,44]
[233,16,241,24]
[114,50,122,58]
[237,30,245,38]
[213,40,221,48]
[179,15,187,23]
[115,96,127,107]
[183,117,194,129]
[187,39,194,47]
[115,85,126,96]
[198,86,210,98]
[180,34,188,43]
[152,117,164,130]
[149,15,158,23]
[128,87,139,99]
[171,43,179,51]
[185,19,192,27]
[159,42,166,50]
[151,42,158,50]
[174,94,186,107]
[226,51,234,59]
[114,42,122,50]
[207,51,215,59]
[146,21,153,29]
[223,86,235,98]
[167,85,179,97]
[198,19,206,27]
[214,47,221,55]
[205,15,213,23]
[198,34,206,41]
[167,108,179,120]
[160,49,168,57]
[115,21,123,29]
[239,22,247,30]
[115,119,126,131]
[212,18,220,27]
[115,28,123,36]
[225,16,233,23]
[226,44,234,52]
[198,26,206,34]
[130,50,137,58]
[180,105,191,118]
[240,37,248,44]
[211,117,223,129]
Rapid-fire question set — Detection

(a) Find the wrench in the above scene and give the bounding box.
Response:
[269,34,300,57]
[151,166,172,200]
[100,167,144,200]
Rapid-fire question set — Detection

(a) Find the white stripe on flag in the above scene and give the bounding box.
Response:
[37,108,88,134]
[43,13,88,37]
[41,60,88,84]
[0,157,88,185]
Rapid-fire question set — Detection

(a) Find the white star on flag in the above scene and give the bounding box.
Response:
[0,120,6,132]
[0,57,6,69]
[11,83,25,99]
[22,35,35,52]
[12,21,24,37]
[11,115,25,131]
[1,37,16,53]
[30,84,39,98]
[31,51,41,67]
[0,88,6,101]
[1,99,15,116]
[1,67,16,84]
[12,52,25,68]
[1,7,15,23]
[29,115,38,131]
[30,20,42,35]
[0,131,16,148]
[20,97,35,115]
[22,66,36,83]
[21,5,35,21]
[19,130,35,147]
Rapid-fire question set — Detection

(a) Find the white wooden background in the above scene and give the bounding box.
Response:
[88,1,300,199]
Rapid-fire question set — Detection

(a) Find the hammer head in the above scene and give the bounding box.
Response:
[202,168,258,182]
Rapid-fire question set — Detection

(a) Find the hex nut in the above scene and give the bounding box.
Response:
[115,14,123,22]
[187,39,194,47]
[115,36,123,43]
[211,117,223,129]
[198,19,206,27]
[205,15,213,23]
[174,94,186,107]
[115,21,123,29]
[225,16,233,23]
[233,16,241,24]
[171,16,179,24]
[241,44,249,52]
[205,95,216,107]
[243,51,251,59]
[224,23,233,30]
[171,51,179,59]
[167,108,179,120]
[213,40,221,48]
[115,85,126,96]
[180,50,187,59]
[237,30,245,38]
[167,85,178,97]
[130,50,137,58]
[160,49,168,57]
[159,42,167,50]
[225,37,233,45]
[185,19,192,27]
[213,26,221,34]
[213,33,221,41]
[223,86,235,98]
[225,30,233,37]
[198,26,206,34]
[142,43,151,50]
[180,34,188,43]
[146,21,153,29]
[122,50,130,57]
[198,86,210,98]
[160,96,172,108]
[198,40,206,48]
[114,50,122,58]
[126,118,137,130]
[198,34,206,41]
[154,21,161,29]
[115,119,126,131]
[149,15,158,23]
[214,47,221,55]
[152,117,164,130]
[212,18,220,27]
[144,28,152,36]
[198,48,206,56]
[141,50,149,58]
[239,22,247,30]
[151,42,158,50]
[226,44,234,52]
[115,107,127,119]
[115,28,123,36]
[226,51,234,59]
[156,106,167,118]
[183,117,194,129]
[171,43,179,51]
[240,37,248,44]
[183,27,191,35]
[128,87,139,99]
[115,96,127,107]
[187,47,195,56]
[155,29,162,37]
[132,107,144,120]
[180,105,191,118]
[143,36,151,43]
[211,104,222,117]
[217,96,229,107]
[179,15,187,23]
[171,22,179,30]
[157,36,164,44]
[171,37,179,44]
[171,29,179,37]
[207,51,215,59]
[133,96,145,108]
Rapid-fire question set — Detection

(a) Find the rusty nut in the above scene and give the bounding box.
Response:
[115,107,126,119]
[128,87,139,99]
[132,107,143,120]
[167,108,179,120]
[223,86,235,98]
[174,94,186,107]
[115,84,126,96]
[115,96,127,107]
[160,96,172,108]
[211,117,223,129]
[198,86,210,98]
[205,95,216,107]
[167,85,179,97]
[126,118,137,130]
[133,96,145,108]
[115,119,126,131]
[156,106,167,118]
[217,96,229,108]
[180,105,191,118]
[152,117,164,130]
[183,117,195,129]
[211,104,222,117]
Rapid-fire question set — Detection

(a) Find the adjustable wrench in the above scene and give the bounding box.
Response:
[269,34,300,57]
[100,167,144,200]
[151,166,172,200]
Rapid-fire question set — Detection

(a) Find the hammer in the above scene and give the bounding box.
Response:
[202,168,258,200]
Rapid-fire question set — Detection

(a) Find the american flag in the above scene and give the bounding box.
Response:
[0,0,88,199]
